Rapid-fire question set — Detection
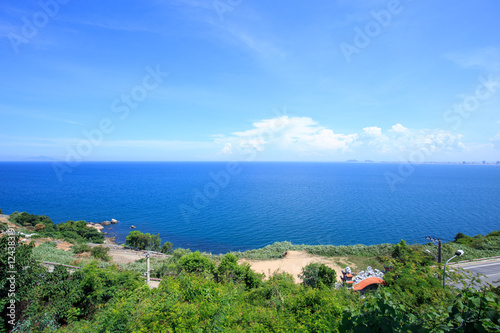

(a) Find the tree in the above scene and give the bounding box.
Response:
[454,232,466,242]
[160,241,173,254]
[125,231,163,251]
[299,263,337,288]
[178,251,216,275]
[0,235,48,331]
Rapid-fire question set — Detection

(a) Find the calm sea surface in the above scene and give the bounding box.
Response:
[0,162,499,253]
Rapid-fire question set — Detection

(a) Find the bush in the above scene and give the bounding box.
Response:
[9,211,53,228]
[178,251,216,275]
[125,231,161,251]
[160,241,173,254]
[72,244,91,254]
[58,220,104,243]
[34,223,45,231]
[299,263,336,288]
[91,246,111,262]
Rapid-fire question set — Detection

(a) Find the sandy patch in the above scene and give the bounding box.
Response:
[87,239,169,265]
[239,251,353,283]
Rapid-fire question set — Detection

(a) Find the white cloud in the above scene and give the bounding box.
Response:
[216,116,466,160]
[389,123,409,134]
[363,126,383,137]
[218,116,358,156]
[491,132,500,150]
[221,143,232,154]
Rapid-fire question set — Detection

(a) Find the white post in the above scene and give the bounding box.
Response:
[146,253,151,285]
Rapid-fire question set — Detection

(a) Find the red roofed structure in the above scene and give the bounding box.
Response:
[353,277,386,291]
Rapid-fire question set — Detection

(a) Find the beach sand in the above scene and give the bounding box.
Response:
[239,250,352,283]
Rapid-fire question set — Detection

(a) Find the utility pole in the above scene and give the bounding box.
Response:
[144,251,152,285]
[425,236,442,264]
[437,240,442,264]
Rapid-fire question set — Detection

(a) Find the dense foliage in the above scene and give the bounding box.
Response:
[9,212,103,244]
[299,262,337,288]
[2,234,499,332]
[0,234,143,332]
[2,211,500,332]
[90,245,111,262]
[125,230,173,253]
[453,230,500,252]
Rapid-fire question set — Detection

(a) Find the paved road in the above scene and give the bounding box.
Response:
[460,260,500,287]
[449,259,500,288]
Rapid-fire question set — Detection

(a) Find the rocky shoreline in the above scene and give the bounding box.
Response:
[86,219,119,233]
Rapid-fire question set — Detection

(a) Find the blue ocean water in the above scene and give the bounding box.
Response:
[0,162,499,254]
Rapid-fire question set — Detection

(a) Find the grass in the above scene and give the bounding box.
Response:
[32,242,78,266]
[229,241,394,260]
[29,232,500,277]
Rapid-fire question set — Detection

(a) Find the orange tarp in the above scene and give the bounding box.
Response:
[353,277,386,291]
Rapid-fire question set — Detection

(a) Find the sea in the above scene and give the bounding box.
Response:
[0,162,499,254]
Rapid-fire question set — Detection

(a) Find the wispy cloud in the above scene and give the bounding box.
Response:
[446,47,500,72]
[60,17,157,33]
[0,107,84,126]
[225,26,286,59]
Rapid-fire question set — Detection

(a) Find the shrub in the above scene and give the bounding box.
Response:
[72,244,91,254]
[299,263,336,288]
[160,241,173,254]
[34,223,45,231]
[91,246,111,262]
[57,220,104,243]
[178,251,216,275]
[125,231,161,251]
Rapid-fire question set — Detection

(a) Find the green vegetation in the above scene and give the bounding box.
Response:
[2,211,500,332]
[90,245,111,262]
[71,243,91,254]
[125,230,173,253]
[9,212,104,244]
[299,262,337,288]
[231,240,395,260]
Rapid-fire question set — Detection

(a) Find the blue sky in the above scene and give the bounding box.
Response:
[1,0,499,162]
